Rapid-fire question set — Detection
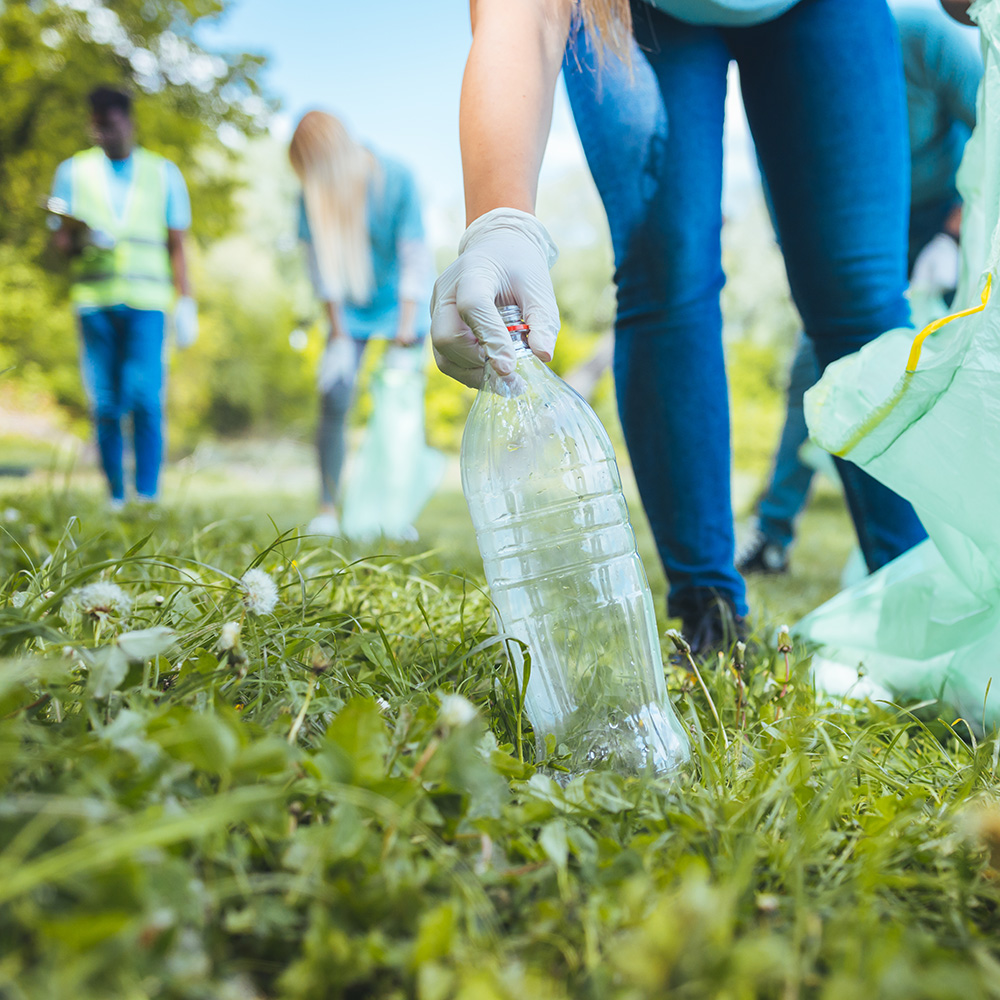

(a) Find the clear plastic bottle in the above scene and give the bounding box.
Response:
[460,305,691,775]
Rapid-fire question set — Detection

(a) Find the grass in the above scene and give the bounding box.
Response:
[1,446,997,999]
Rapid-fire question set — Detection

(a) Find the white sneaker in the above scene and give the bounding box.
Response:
[307,513,341,537]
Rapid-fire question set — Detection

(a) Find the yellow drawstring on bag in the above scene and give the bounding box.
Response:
[905,273,992,372]
[833,274,993,457]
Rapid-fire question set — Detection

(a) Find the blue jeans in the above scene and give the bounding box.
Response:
[757,332,818,551]
[78,306,165,500]
[757,197,956,556]
[563,0,927,616]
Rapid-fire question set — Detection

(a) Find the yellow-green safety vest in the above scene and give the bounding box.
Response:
[68,147,175,312]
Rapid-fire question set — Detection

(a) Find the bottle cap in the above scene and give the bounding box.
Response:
[498,304,530,341]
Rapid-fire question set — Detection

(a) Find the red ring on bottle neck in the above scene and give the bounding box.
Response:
[505,322,530,334]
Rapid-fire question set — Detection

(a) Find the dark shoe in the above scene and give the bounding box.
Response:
[735,528,789,575]
[672,588,749,661]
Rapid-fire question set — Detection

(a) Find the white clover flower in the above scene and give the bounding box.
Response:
[11,591,29,608]
[376,696,391,714]
[218,620,242,651]
[438,693,477,729]
[240,568,278,616]
[3,508,20,523]
[66,581,132,621]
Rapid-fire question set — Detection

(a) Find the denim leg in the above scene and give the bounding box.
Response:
[78,309,125,500]
[731,0,927,571]
[317,339,367,506]
[564,11,747,617]
[120,307,166,498]
[756,333,820,548]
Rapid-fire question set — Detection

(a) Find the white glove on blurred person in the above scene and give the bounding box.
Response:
[430,207,559,388]
[173,295,199,349]
[910,232,960,298]
[318,336,358,394]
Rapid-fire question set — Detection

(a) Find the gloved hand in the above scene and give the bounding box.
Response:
[430,207,559,388]
[173,295,199,349]
[910,232,960,299]
[317,335,358,394]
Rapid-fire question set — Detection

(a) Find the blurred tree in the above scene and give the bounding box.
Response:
[169,134,317,449]
[0,0,270,419]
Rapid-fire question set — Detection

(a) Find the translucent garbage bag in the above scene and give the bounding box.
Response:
[341,345,446,543]
[797,0,1000,729]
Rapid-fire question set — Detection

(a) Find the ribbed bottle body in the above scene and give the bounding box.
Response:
[460,323,690,775]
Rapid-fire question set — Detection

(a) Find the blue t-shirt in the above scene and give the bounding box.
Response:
[895,3,981,213]
[50,148,191,230]
[298,153,429,340]
[644,0,799,26]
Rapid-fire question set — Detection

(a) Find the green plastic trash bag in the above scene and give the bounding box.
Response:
[341,345,446,543]
[797,0,1000,729]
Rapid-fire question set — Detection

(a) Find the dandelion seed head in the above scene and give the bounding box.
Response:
[240,568,278,615]
[66,582,132,621]
[218,621,242,651]
[439,693,477,729]
[756,893,780,913]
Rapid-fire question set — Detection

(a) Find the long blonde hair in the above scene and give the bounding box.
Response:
[579,0,632,59]
[289,110,377,304]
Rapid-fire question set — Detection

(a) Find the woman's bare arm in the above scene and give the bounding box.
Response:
[460,0,573,224]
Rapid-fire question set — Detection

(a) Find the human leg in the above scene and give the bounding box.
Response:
[78,308,126,501]
[733,0,927,572]
[316,339,366,508]
[121,307,166,499]
[755,333,820,550]
[564,9,746,621]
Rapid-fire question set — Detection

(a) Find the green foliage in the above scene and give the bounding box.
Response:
[0,0,270,434]
[2,491,1000,997]
[727,338,786,472]
[0,0,267,246]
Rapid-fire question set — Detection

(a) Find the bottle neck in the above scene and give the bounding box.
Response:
[508,326,532,356]
[499,305,532,356]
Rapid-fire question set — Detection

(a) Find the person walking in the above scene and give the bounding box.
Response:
[738,2,982,576]
[49,86,196,509]
[289,110,432,536]
[431,0,930,656]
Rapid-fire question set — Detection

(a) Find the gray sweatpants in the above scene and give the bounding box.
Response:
[317,338,367,506]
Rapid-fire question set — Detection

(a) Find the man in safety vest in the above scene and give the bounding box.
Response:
[49,85,197,509]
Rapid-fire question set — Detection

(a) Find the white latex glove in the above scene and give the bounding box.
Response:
[910,232,960,298]
[318,336,358,394]
[430,207,559,388]
[173,296,199,349]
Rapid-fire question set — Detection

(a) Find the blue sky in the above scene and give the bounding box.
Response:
[197,0,954,250]
[197,0,767,247]
[198,0,521,242]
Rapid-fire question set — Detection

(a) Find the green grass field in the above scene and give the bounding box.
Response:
[2,443,998,999]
